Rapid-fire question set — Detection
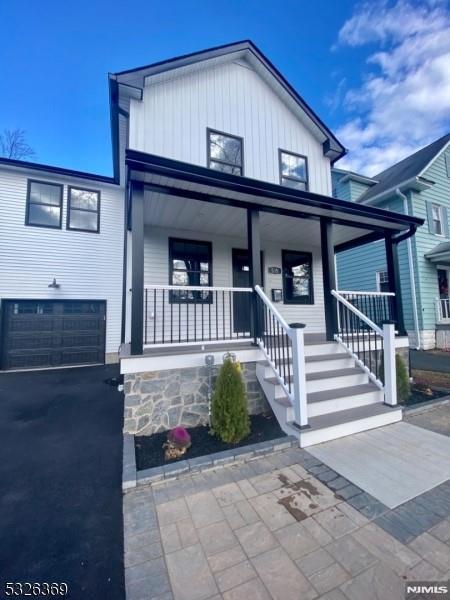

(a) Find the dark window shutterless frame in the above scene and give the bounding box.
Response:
[67,186,101,233]
[169,237,213,303]
[25,179,63,229]
[282,249,314,305]
[207,128,244,176]
[278,149,309,191]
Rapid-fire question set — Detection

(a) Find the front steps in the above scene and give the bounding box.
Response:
[256,340,402,447]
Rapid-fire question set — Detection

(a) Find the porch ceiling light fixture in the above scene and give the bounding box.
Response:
[48,278,60,289]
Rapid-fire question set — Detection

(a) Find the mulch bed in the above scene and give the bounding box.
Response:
[402,384,449,407]
[135,412,285,471]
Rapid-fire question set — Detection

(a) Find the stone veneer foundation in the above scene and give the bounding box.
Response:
[124,361,269,435]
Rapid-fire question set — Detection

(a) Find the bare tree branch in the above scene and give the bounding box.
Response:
[0,128,35,160]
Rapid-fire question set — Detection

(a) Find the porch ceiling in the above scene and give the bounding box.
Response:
[127,149,424,247]
[144,189,366,247]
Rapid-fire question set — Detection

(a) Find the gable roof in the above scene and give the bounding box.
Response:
[109,41,346,181]
[357,133,450,204]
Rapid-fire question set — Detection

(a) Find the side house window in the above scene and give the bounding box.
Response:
[279,150,308,190]
[169,238,212,303]
[26,180,63,228]
[376,271,390,293]
[67,187,100,232]
[432,203,444,236]
[207,129,243,175]
[282,250,313,304]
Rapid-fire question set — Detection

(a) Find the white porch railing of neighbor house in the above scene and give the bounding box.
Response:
[254,285,308,428]
[436,298,450,322]
[143,285,253,345]
[332,290,397,405]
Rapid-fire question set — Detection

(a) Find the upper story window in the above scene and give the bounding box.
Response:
[67,187,100,233]
[279,150,308,191]
[169,238,212,303]
[282,250,314,304]
[26,180,63,229]
[207,129,243,175]
[432,203,444,236]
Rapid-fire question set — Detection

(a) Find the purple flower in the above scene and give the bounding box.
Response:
[168,426,191,448]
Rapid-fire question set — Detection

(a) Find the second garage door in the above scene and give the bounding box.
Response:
[1,300,106,370]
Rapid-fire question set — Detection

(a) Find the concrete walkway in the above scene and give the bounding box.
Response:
[124,446,450,600]
[308,422,450,508]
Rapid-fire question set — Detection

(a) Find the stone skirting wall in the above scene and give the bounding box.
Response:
[124,362,269,435]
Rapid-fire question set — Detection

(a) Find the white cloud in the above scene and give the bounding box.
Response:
[334,0,450,176]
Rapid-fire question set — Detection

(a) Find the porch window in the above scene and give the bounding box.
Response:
[279,150,308,191]
[169,238,212,303]
[282,250,313,304]
[26,180,63,228]
[432,203,444,236]
[67,187,100,232]
[207,129,243,175]
[376,271,390,293]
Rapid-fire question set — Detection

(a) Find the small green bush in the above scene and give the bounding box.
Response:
[210,358,250,444]
[380,353,411,403]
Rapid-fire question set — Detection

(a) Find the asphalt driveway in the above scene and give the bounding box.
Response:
[0,365,125,599]
[410,349,450,373]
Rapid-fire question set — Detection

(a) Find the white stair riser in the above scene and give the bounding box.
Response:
[261,357,355,379]
[306,372,368,394]
[307,390,383,418]
[256,366,294,429]
[305,343,344,357]
[297,408,402,447]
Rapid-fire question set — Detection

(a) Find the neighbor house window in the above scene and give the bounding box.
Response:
[26,180,63,228]
[279,150,308,190]
[282,250,313,304]
[169,238,212,302]
[432,203,444,236]
[207,129,243,175]
[67,187,100,232]
[376,271,390,293]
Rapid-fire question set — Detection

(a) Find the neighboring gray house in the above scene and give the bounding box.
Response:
[0,41,423,446]
[335,134,450,350]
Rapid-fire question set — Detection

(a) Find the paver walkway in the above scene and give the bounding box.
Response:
[123,446,450,600]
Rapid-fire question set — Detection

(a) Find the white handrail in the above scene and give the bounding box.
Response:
[332,290,383,336]
[337,290,395,297]
[144,285,252,293]
[254,285,291,334]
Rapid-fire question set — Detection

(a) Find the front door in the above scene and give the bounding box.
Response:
[232,249,263,334]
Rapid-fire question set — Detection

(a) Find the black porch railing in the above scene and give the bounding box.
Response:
[337,291,395,329]
[143,285,253,345]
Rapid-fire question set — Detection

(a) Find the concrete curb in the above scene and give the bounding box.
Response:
[126,435,298,490]
[403,395,450,416]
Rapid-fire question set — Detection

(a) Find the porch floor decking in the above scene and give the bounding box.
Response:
[308,422,450,509]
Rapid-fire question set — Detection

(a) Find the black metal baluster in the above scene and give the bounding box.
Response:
[222,291,225,340]
[162,290,165,344]
[194,298,197,342]
[144,289,148,345]
[208,297,211,341]
[170,293,173,343]
[201,300,204,341]
[178,300,181,343]
[229,291,232,339]
[215,291,218,341]
[186,300,189,343]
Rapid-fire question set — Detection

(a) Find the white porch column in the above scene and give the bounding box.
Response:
[290,323,308,428]
[383,322,397,406]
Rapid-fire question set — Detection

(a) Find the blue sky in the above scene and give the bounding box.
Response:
[1,0,449,176]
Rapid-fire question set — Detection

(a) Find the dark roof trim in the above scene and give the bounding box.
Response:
[108,77,121,184]
[0,156,116,185]
[335,231,385,253]
[113,40,345,160]
[126,149,423,230]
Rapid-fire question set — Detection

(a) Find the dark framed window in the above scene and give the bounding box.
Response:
[376,271,390,293]
[67,187,100,232]
[207,129,243,175]
[282,250,314,304]
[169,238,213,303]
[25,180,63,229]
[279,150,308,190]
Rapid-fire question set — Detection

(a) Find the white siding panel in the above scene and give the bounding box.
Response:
[129,61,331,195]
[0,168,124,356]
[142,226,325,342]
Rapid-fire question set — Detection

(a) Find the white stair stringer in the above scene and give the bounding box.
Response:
[255,340,403,448]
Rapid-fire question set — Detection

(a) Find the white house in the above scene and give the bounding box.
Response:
[0,41,423,446]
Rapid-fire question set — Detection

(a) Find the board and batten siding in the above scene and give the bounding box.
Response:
[143,226,325,341]
[129,60,332,195]
[0,167,124,357]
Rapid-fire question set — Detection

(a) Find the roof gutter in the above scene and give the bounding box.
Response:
[395,188,420,350]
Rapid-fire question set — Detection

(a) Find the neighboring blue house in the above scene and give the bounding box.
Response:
[334,134,450,350]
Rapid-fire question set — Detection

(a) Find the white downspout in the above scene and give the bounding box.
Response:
[395,188,421,350]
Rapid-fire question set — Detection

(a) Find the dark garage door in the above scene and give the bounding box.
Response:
[1,300,106,370]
